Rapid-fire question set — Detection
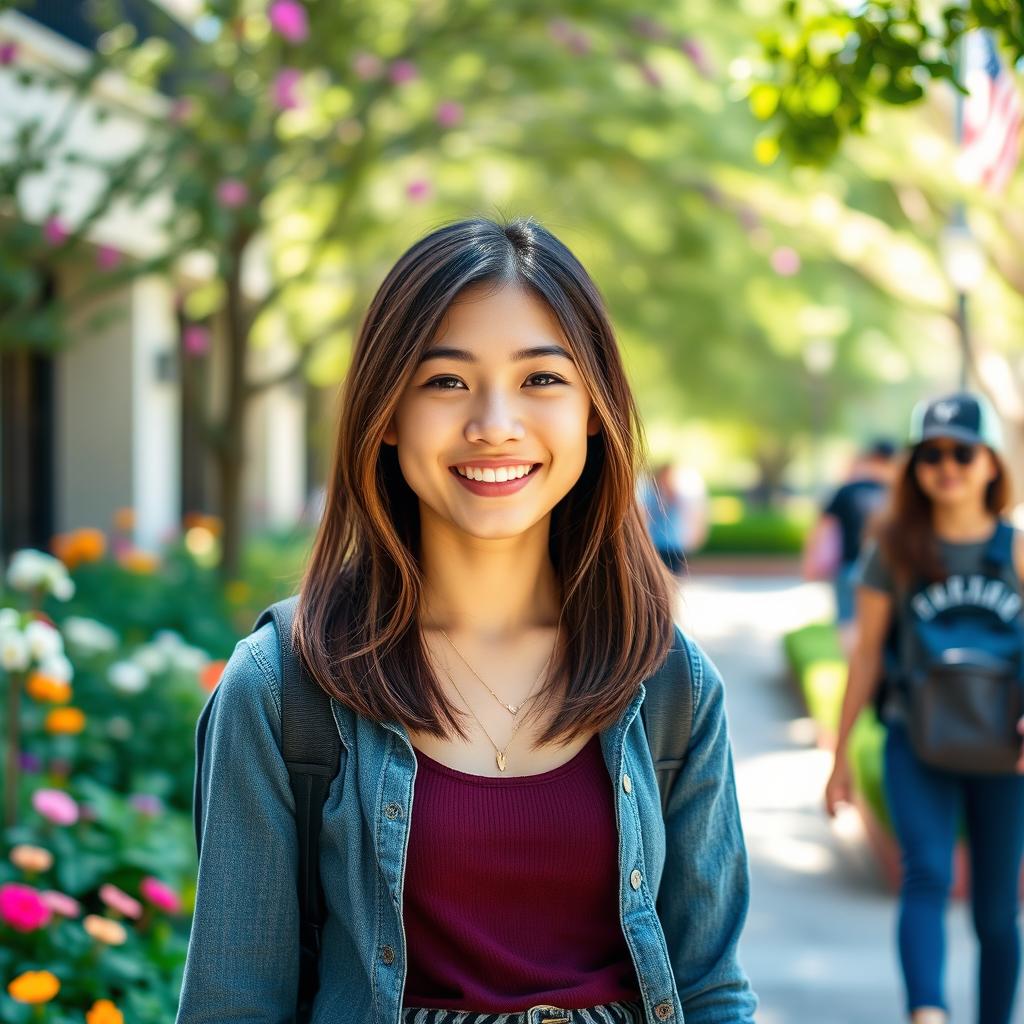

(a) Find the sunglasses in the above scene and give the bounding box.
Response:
[914,442,978,467]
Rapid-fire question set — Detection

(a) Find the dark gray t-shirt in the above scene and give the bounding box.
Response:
[854,531,1017,723]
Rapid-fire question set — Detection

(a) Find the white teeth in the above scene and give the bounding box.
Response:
[454,464,535,482]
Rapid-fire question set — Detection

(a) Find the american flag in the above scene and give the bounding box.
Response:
[956,31,1022,194]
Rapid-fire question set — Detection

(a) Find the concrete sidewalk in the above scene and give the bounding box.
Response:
[678,575,994,1024]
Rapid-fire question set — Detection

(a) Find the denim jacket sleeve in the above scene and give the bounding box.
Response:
[656,637,757,1023]
[175,631,300,1024]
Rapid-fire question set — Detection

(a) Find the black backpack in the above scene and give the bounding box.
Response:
[196,595,694,1023]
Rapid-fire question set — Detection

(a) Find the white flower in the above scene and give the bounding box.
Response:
[25,619,63,662]
[50,574,75,602]
[38,653,74,683]
[132,645,168,674]
[0,630,30,672]
[5,549,75,601]
[107,660,149,694]
[63,616,119,656]
[170,646,210,673]
[0,608,20,630]
[152,629,184,650]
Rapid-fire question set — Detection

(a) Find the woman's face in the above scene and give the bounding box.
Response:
[912,436,998,507]
[382,284,601,542]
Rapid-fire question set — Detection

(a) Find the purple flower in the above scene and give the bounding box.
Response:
[405,179,432,202]
[96,244,121,271]
[183,325,211,356]
[548,19,589,55]
[31,788,79,826]
[630,16,667,41]
[18,752,42,773]
[679,36,714,78]
[639,63,662,89]
[388,60,417,85]
[770,247,801,276]
[215,178,249,208]
[0,41,17,66]
[43,217,69,246]
[130,793,164,817]
[272,67,303,110]
[352,51,383,81]
[435,101,463,129]
[268,0,308,43]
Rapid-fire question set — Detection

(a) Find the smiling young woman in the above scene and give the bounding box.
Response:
[176,218,757,1024]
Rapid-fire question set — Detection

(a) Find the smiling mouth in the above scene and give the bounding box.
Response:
[449,463,541,482]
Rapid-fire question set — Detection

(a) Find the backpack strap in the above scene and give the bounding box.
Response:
[640,627,694,816]
[253,595,341,1024]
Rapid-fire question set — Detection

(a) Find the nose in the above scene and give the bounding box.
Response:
[465,387,526,446]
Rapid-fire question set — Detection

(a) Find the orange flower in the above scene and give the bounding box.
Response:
[118,550,160,574]
[113,507,135,532]
[199,660,226,692]
[26,672,72,704]
[7,969,60,1003]
[44,707,86,735]
[86,998,124,1024]
[51,528,106,570]
[83,914,127,945]
[9,844,54,873]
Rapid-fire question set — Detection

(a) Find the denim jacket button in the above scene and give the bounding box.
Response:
[380,945,395,965]
[629,869,642,890]
[384,803,402,820]
[622,773,632,794]
[653,1000,674,1019]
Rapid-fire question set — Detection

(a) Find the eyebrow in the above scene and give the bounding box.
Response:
[417,344,574,365]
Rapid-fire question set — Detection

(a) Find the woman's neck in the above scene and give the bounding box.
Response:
[417,514,560,639]
[931,502,997,543]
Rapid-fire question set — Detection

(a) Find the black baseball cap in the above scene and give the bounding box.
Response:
[908,391,1003,452]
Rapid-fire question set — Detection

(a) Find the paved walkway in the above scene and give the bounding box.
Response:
[678,575,994,1024]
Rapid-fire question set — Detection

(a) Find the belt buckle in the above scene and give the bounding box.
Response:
[527,1006,571,1024]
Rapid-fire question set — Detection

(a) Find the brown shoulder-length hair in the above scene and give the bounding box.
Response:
[876,444,1012,587]
[293,217,677,747]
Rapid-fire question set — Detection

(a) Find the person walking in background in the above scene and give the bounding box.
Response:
[825,392,1024,1024]
[803,439,896,652]
[640,462,709,576]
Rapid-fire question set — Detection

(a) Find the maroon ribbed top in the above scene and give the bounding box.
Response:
[401,733,641,1011]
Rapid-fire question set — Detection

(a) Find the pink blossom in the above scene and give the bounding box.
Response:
[679,37,714,78]
[140,876,181,913]
[40,889,82,919]
[631,16,667,41]
[0,41,17,66]
[43,217,69,246]
[215,178,249,209]
[32,788,79,826]
[272,67,303,110]
[639,63,662,89]
[96,244,121,271]
[268,0,308,43]
[0,883,53,932]
[183,325,211,357]
[130,793,164,817]
[435,101,463,128]
[405,179,432,202]
[548,19,589,55]
[352,51,383,81]
[99,883,143,920]
[169,97,195,123]
[770,246,801,276]
[388,60,417,85]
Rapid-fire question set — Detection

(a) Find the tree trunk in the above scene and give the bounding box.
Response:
[751,440,794,509]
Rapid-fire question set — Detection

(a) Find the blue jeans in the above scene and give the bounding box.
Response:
[834,560,859,624]
[884,722,1024,1022]
[401,1001,645,1023]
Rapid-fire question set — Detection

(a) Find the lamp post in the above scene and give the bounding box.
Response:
[940,220,985,388]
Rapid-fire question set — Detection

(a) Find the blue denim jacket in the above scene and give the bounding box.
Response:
[175,621,757,1024]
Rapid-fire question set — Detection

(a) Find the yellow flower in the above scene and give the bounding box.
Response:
[118,550,160,574]
[225,579,250,604]
[26,671,72,704]
[44,707,86,735]
[86,998,124,1024]
[7,969,60,1004]
[83,914,127,945]
[9,844,54,873]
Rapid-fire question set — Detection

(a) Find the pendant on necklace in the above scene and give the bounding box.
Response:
[505,703,518,714]
[496,751,507,772]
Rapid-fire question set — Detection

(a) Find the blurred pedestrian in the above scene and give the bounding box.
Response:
[803,439,896,651]
[825,392,1024,1024]
[640,462,709,576]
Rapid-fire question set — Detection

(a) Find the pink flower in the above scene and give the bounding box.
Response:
[40,889,82,919]
[679,36,714,78]
[32,788,79,826]
[43,217,69,246]
[770,246,801,276]
[631,16,667,41]
[272,67,302,110]
[639,63,662,88]
[99,883,143,920]
[548,19,589,55]
[435,101,463,128]
[405,179,432,202]
[183,325,211,357]
[169,97,195,124]
[130,793,164,817]
[352,51,383,81]
[96,244,121,271]
[140,876,181,913]
[388,60,417,85]
[268,0,308,43]
[0,883,53,932]
[0,41,17,66]
[215,178,249,209]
